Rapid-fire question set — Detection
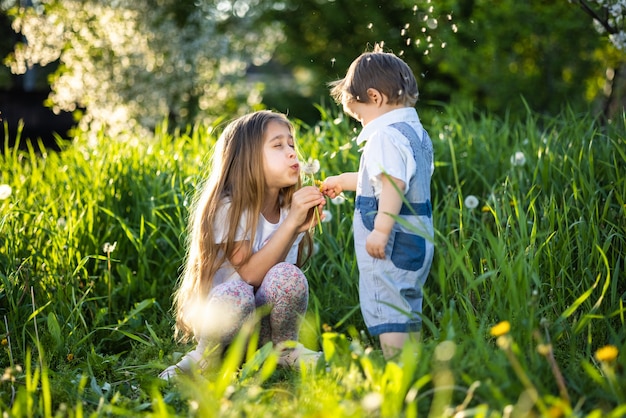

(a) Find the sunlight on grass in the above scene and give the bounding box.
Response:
[1,106,625,416]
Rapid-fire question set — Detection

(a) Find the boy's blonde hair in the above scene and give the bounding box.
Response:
[172,110,310,342]
[330,44,418,107]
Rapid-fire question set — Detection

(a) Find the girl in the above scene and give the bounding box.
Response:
[159,110,325,379]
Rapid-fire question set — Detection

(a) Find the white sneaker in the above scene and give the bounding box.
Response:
[277,343,322,370]
[158,350,207,381]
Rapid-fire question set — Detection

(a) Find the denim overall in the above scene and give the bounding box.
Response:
[354,122,434,335]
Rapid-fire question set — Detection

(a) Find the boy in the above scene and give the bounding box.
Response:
[321,45,434,360]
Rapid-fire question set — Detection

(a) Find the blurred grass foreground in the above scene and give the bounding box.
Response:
[1,105,625,417]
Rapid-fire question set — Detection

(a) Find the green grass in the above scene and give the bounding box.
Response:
[1,105,625,417]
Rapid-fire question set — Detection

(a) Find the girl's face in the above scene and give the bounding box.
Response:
[262,120,300,190]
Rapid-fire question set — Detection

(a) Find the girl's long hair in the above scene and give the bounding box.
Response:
[173,110,311,342]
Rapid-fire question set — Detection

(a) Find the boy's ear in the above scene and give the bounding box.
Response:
[366,88,384,106]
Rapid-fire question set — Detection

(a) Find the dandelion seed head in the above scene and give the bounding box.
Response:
[102,241,117,254]
[322,209,332,223]
[464,195,479,209]
[361,392,383,412]
[185,297,239,340]
[510,151,526,166]
[301,158,320,176]
[0,184,12,200]
[331,195,345,205]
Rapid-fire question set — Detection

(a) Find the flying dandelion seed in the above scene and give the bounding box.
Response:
[441,42,447,48]
[452,24,458,33]
[427,18,438,29]
[0,184,12,200]
[367,22,373,30]
[464,195,479,209]
[330,57,336,67]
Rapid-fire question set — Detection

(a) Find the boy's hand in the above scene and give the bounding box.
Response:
[319,176,343,198]
[366,229,389,259]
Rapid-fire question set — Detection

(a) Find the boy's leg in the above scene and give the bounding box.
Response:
[379,331,421,360]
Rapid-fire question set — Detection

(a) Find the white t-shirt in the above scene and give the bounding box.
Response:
[211,199,303,288]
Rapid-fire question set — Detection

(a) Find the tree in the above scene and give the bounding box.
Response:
[260,0,623,122]
[5,0,283,140]
[571,0,626,118]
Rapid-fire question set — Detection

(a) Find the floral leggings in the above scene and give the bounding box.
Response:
[187,262,309,360]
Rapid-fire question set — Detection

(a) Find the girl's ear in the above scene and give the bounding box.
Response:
[366,88,384,106]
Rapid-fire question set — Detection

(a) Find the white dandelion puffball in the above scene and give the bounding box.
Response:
[331,195,346,205]
[464,195,479,209]
[102,241,117,254]
[322,209,332,223]
[0,184,12,200]
[301,158,320,176]
[510,151,526,166]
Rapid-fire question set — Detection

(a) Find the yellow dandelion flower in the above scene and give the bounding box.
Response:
[490,320,511,337]
[1,338,7,346]
[67,353,74,362]
[481,205,490,213]
[548,405,564,418]
[595,345,618,362]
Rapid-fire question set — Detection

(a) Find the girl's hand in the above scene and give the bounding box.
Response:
[320,176,343,198]
[288,186,326,233]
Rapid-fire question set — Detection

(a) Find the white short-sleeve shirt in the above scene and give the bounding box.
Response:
[211,199,302,287]
[356,107,433,199]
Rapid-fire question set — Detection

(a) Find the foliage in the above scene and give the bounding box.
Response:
[1,105,626,416]
[261,0,625,122]
[4,0,282,139]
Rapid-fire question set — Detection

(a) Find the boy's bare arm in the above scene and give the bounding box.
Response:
[321,172,358,197]
[366,174,405,259]
[374,174,405,236]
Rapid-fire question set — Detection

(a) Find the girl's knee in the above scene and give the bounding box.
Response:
[268,262,308,292]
